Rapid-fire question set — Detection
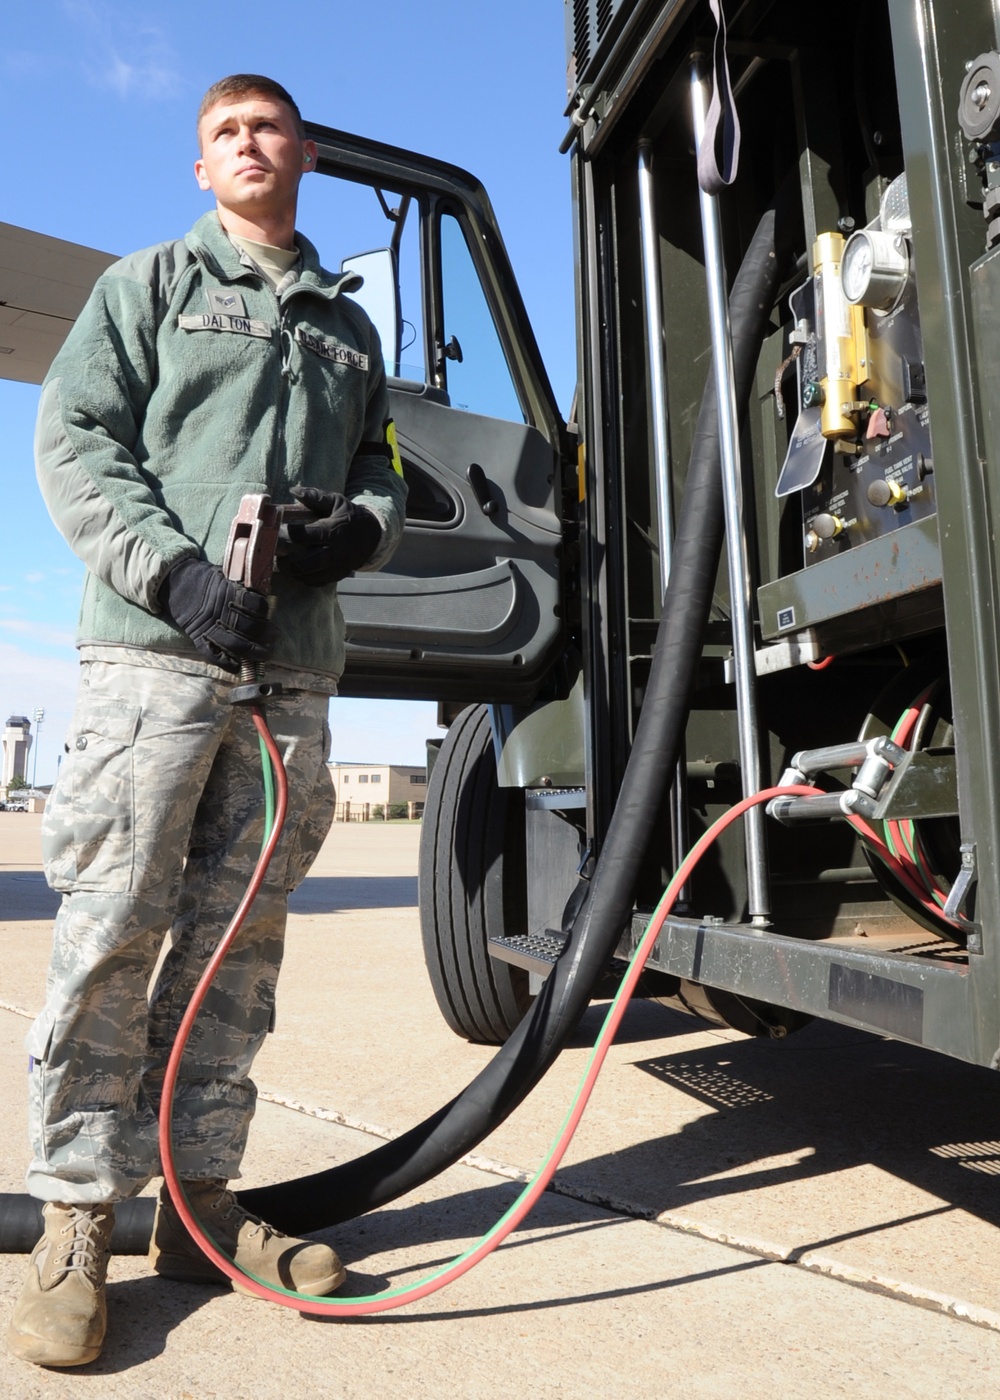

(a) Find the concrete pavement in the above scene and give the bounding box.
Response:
[3,811,1000,1397]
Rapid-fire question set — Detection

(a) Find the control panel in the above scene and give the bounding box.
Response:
[775,175,936,569]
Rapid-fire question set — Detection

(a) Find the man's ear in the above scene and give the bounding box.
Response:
[302,139,318,171]
[194,157,212,192]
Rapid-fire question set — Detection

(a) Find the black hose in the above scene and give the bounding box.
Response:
[0,1195,154,1255]
[238,200,787,1234]
[0,199,786,1252]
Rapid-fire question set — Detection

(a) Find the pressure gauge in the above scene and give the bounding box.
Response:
[841,229,910,310]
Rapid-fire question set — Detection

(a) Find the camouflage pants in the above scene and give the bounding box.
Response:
[25,659,335,1203]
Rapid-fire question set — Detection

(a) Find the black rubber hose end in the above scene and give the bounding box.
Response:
[0,1194,155,1254]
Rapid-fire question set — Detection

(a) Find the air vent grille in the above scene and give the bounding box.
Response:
[573,0,591,73]
[566,0,633,102]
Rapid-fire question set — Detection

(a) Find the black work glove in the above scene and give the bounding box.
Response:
[158,557,274,673]
[279,486,383,587]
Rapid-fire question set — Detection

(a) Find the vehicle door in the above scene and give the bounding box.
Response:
[300,123,569,704]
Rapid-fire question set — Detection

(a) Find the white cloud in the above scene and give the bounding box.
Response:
[101,48,181,101]
[0,619,77,649]
[62,0,183,101]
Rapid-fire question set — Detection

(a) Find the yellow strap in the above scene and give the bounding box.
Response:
[385,420,404,477]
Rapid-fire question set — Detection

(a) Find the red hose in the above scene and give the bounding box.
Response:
[158,733,961,1314]
[158,780,818,1313]
[882,690,951,909]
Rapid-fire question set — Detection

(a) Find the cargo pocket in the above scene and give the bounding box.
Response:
[42,699,141,894]
[25,1007,55,1067]
[283,716,336,893]
[25,1009,60,1168]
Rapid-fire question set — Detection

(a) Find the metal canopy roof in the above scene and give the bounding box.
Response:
[0,223,115,385]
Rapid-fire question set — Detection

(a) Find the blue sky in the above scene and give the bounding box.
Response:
[1,0,575,781]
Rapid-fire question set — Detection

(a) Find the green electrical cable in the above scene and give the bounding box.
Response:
[259,730,275,855]
[882,693,948,910]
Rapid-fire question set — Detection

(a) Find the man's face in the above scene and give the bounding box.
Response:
[194,93,317,225]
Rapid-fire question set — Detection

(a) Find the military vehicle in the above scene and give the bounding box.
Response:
[316,0,1000,1071]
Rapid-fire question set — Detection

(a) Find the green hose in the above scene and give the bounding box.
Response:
[259,730,275,854]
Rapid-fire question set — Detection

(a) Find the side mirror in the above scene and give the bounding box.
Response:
[340,248,402,377]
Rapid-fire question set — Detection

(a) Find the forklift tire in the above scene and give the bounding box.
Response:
[419,704,532,1044]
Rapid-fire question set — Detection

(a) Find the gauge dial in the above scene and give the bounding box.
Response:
[841,229,910,311]
[842,235,874,303]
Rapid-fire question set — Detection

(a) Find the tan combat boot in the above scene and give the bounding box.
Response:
[149,1179,345,1297]
[7,1201,114,1367]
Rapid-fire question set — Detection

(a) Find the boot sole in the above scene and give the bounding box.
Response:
[7,1325,102,1368]
[150,1248,346,1297]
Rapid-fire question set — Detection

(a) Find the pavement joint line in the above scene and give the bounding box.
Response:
[0,1001,32,1019]
[4,1021,995,1335]
[792,1252,1000,1332]
[257,1090,653,1210]
[258,1087,1000,1335]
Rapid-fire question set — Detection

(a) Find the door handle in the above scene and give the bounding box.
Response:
[467,462,498,516]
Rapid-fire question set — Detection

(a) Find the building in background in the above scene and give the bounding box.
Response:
[2,715,32,796]
[328,763,427,822]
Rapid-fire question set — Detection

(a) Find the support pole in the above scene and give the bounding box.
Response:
[690,57,770,924]
[637,139,689,901]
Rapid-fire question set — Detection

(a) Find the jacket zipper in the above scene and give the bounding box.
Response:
[268,281,299,495]
[270,276,346,491]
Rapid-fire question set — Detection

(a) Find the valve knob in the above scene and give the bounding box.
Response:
[866,478,907,508]
[811,512,844,540]
[959,52,1000,142]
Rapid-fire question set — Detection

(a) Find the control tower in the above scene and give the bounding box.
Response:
[2,715,32,789]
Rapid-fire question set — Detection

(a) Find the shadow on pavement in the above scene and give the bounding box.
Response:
[555,1012,1000,1231]
[288,875,418,913]
[0,872,59,921]
[0,869,420,922]
[79,1274,219,1373]
[301,1180,770,1324]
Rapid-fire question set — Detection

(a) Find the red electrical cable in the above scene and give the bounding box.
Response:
[882,688,951,909]
[158,730,962,1316]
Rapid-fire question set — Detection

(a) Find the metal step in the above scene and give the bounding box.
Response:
[488,931,637,996]
[488,930,568,975]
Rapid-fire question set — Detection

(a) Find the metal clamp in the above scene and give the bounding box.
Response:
[789,735,906,780]
[767,788,879,825]
[228,680,284,707]
[943,843,977,922]
[769,736,905,825]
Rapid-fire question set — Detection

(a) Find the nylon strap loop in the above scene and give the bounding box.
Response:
[697,0,742,195]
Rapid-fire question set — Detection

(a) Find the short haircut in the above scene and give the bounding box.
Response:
[197,74,304,141]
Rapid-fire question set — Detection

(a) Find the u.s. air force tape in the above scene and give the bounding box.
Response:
[178,312,271,338]
[295,326,369,370]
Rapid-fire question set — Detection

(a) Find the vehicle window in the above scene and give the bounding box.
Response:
[297,172,425,383]
[439,211,523,422]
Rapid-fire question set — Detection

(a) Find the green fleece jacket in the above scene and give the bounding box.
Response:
[35,210,408,681]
